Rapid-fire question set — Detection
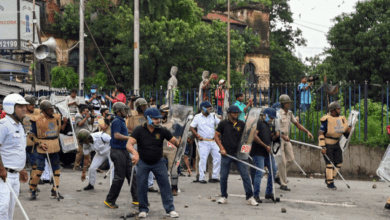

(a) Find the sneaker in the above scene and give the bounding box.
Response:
[327,183,337,190]
[84,184,94,191]
[139,212,148,218]
[172,189,178,196]
[30,188,40,193]
[51,190,64,199]
[132,201,139,206]
[274,176,281,186]
[280,185,291,191]
[246,197,259,206]
[254,196,262,203]
[385,203,390,209]
[29,190,37,201]
[148,187,158,193]
[104,200,118,209]
[166,211,179,218]
[218,197,228,204]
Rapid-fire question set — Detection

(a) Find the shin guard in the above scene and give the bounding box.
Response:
[326,164,334,184]
[333,164,342,178]
[52,169,60,191]
[30,170,43,190]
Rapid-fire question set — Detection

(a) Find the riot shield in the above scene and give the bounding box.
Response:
[237,107,263,160]
[377,144,390,182]
[339,110,359,153]
[167,105,194,136]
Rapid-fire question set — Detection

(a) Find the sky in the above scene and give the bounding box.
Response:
[287,0,361,62]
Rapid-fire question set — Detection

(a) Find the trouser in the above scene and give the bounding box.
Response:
[250,154,277,197]
[220,154,253,200]
[74,143,84,169]
[30,151,61,192]
[324,142,343,184]
[196,147,214,180]
[137,158,175,213]
[89,153,113,186]
[106,148,138,203]
[26,146,36,186]
[41,160,52,181]
[278,140,294,186]
[163,146,177,172]
[0,172,20,220]
[148,172,154,188]
[198,140,221,181]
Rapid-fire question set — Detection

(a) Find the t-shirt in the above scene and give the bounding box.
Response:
[110,116,128,149]
[234,101,251,122]
[298,83,311,104]
[112,93,126,104]
[74,113,92,134]
[250,120,275,157]
[215,119,245,155]
[65,96,80,113]
[131,124,173,165]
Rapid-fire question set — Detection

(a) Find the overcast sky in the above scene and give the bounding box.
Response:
[287,0,361,62]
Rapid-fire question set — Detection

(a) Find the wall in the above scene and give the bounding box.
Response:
[244,54,270,88]
[290,143,386,178]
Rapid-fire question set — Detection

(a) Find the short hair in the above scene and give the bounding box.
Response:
[301,75,307,80]
[150,96,156,101]
[79,105,89,113]
[100,108,108,115]
[116,84,126,94]
[235,92,244,99]
[70,88,78,94]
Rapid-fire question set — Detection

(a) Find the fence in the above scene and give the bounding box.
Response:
[22,81,390,147]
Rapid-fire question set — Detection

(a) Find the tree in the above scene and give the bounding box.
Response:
[325,0,390,84]
[51,66,79,89]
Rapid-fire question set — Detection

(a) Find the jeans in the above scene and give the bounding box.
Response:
[220,154,253,200]
[137,158,175,213]
[250,154,277,197]
[217,106,223,115]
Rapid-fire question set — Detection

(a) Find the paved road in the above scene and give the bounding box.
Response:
[13,168,390,220]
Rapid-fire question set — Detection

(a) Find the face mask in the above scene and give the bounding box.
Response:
[147,116,161,128]
[265,114,270,122]
[202,107,208,114]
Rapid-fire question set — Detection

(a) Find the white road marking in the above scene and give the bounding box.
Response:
[229,194,357,207]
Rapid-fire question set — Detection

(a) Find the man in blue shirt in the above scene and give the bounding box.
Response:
[298,76,312,112]
[104,102,138,209]
[234,92,253,122]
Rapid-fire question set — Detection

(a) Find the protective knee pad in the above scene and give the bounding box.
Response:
[52,169,60,191]
[333,164,342,178]
[30,170,43,190]
[326,165,333,184]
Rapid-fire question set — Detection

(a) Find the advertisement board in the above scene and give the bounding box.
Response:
[20,0,39,52]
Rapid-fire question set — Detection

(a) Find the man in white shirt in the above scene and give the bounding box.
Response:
[0,94,29,220]
[190,101,221,183]
[77,129,113,191]
[65,88,80,114]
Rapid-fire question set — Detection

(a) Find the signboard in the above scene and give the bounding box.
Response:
[0,0,40,51]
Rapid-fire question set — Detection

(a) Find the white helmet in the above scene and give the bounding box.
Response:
[3,94,29,114]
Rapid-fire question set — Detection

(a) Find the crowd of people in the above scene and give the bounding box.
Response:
[0,81,389,220]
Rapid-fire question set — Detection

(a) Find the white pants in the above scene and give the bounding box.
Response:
[198,140,221,181]
[0,172,20,220]
[41,160,52,181]
[89,153,113,186]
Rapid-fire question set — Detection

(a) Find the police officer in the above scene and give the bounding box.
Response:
[126,98,147,134]
[77,129,112,191]
[276,94,313,191]
[319,101,351,190]
[0,94,29,220]
[28,100,68,200]
[126,108,181,218]
[104,102,138,209]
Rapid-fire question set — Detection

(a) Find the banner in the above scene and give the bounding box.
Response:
[19,0,40,52]
[0,1,18,50]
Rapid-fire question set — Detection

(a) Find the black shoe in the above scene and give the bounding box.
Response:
[38,179,45,185]
[84,184,94,191]
[29,190,37,201]
[265,194,274,200]
[385,203,390,209]
[193,179,200,183]
[254,196,262,203]
[199,180,207,184]
[148,187,158,193]
[179,173,186,177]
[209,179,220,183]
[274,177,281,186]
[327,183,337,190]
[51,190,64,199]
[43,180,51,184]
[280,186,291,191]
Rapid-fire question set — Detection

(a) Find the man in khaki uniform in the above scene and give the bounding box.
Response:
[126,98,147,134]
[276,94,313,191]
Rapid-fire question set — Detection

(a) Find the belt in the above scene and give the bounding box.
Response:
[202,138,215,142]
[5,168,18,173]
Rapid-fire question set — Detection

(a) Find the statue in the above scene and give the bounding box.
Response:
[197,71,217,109]
[166,66,178,107]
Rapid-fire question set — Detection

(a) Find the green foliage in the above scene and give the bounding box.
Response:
[51,66,79,89]
[84,71,108,93]
[52,3,79,39]
[324,0,390,84]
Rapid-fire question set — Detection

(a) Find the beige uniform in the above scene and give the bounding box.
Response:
[277,109,297,187]
[161,121,177,172]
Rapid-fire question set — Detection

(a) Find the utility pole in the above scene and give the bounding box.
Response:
[134,0,140,95]
[79,0,85,96]
[32,0,36,93]
[227,0,231,90]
